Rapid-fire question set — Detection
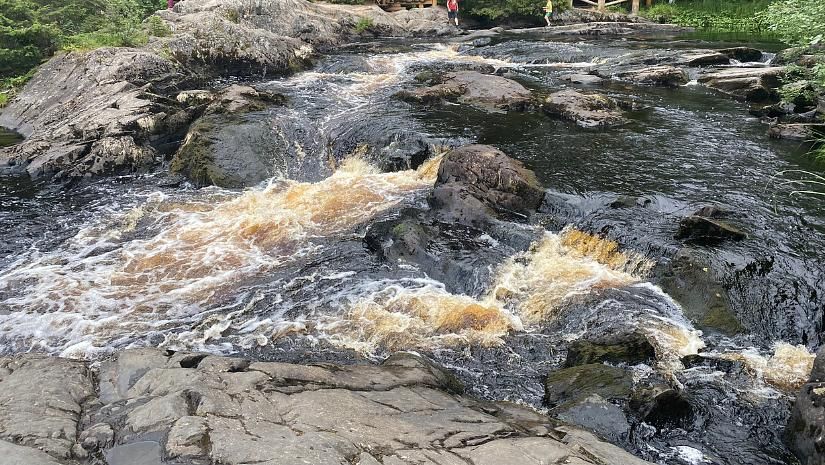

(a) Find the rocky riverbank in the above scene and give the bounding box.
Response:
[0,348,654,465]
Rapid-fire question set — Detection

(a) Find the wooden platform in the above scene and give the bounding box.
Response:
[375,0,436,12]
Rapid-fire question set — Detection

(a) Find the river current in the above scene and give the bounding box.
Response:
[0,32,823,465]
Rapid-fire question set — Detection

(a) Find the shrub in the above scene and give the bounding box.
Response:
[763,0,825,45]
[354,17,373,33]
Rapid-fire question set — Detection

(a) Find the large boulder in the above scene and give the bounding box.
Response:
[698,67,785,102]
[0,49,198,181]
[0,349,656,465]
[768,123,825,141]
[787,345,825,465]
[431,144,546,225]
[543,89,626,128]
[169,85,333,188]
[396,71,534,112]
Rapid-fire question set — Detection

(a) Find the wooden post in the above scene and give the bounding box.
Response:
[598,0,605,11]
[646,0,652,6]
[631,0,639,14]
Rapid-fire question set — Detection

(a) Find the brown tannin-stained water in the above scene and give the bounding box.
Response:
[0,35,823,465]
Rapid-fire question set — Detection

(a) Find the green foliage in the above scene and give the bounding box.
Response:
[641,0,771,33]
[460,0,570,21]
[763,0,825,45]
[0,0,166,80]
[146,14,172,37]
[354,17,374,33]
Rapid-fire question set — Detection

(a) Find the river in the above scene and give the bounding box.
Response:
[0,31,822,465]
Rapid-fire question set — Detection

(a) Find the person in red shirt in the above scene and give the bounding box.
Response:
[446,0,459,26]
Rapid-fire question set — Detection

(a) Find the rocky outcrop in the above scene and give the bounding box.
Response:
[616,65,689,88]
[0,348,655,465]
[768,123,825,141]
[698,67,785,102]
[0,49,198,181]
[719,47,763,63]
[432,144,545,223]
[543,89,625,128]
[788,345,825,465]
[365,145,545,294]
[168,85,335,188]
[0,0,459,182]
[677,215,747,244]
[396,71,533,112]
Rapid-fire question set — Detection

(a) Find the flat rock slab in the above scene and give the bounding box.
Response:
[543,89,625,128]
[617,65,689,87]
[0,349,655,465]
[698,67,785,102]
[397,71,533,112]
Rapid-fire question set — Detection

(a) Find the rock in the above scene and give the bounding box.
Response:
[432,144,546,224]
[0,49,198,181]
[768,123,825,141]
[698,67,785,102]
[654,248,744,335]
[565,332,657,367]
[0,349,655,465]
[609,195,650,209]
[0,440,64,465]
[719,47,763,63]
[678,51,730,66]
[544,364,633,408]
[0,355,95,458]
[559,73,604,85]
[677,215,747,243]
[787,345,825,464]
[170,102,331,188]
[543,89,625,128]
[396,71,533,112]
[617,65,689,88]
[553,394,630,444]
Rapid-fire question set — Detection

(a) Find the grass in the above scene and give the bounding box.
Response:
[354,17,374,34]
[641,0,772,33]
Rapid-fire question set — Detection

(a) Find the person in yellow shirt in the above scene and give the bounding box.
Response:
[543,0,553,26]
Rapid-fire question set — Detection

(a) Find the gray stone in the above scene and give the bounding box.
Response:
[698,67,784,102]
[0,440,64,465]
[617,65,689,87]
[0,355,94,458]
[560,73,604,85]
[0,348,655,465]
[396,71,533,112]
[543,89,625,128]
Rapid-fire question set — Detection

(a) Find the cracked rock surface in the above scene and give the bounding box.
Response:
[0,348,653,465]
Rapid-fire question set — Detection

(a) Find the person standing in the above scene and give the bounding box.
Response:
[447,0,459,27]
[543,0,553,26]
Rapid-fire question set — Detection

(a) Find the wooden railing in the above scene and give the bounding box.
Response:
[578,0,653,14]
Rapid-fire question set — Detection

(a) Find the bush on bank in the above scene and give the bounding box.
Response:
[0,0,166,104]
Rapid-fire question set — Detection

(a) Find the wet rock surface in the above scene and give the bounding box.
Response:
[0,0,459,182]
[616,65,689,88]
[396,71,533,112]
[788,346,825,465]
[543,89,625,128]
[698,67,785,102]
[0,349,654,465]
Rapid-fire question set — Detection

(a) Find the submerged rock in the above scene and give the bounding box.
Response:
[0,349,655,465]
[543,89,625,128]
[677,215,747,243]
[654,248,744,335]
[787,345,825,465]
[565,332,657,367]
[559,73,604,85]
[396,71,533,112]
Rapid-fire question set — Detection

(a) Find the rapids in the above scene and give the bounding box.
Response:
[1,32,823,465]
